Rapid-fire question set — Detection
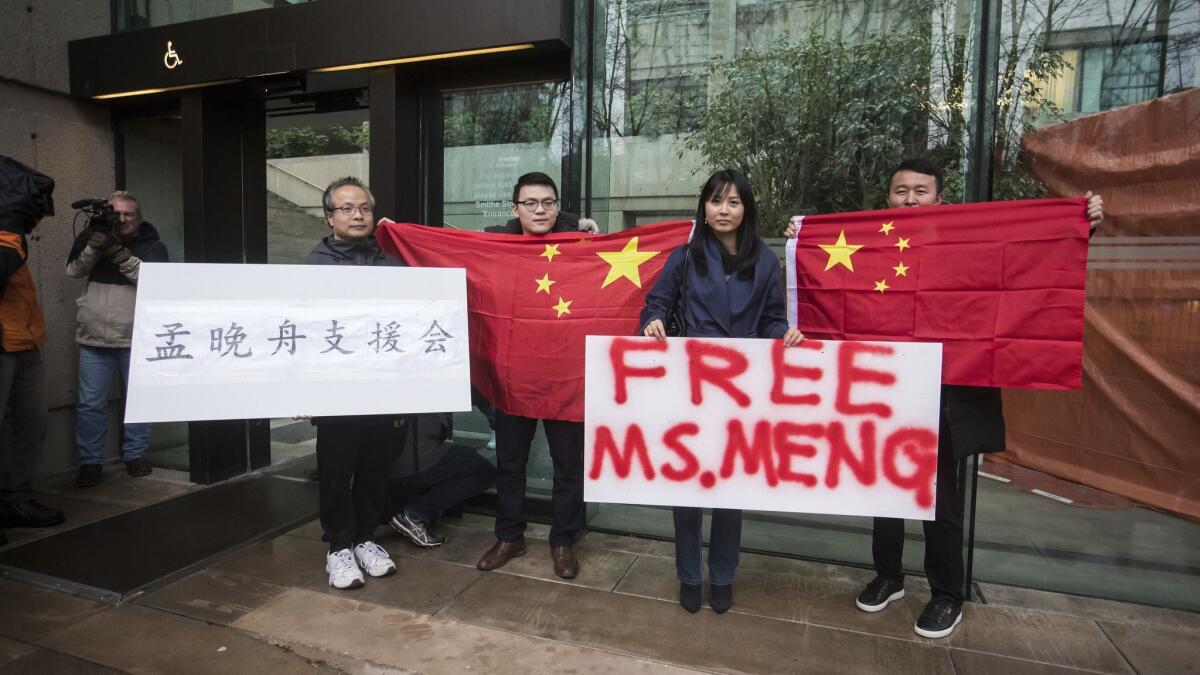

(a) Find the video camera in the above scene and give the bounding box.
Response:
[71,197,118,232]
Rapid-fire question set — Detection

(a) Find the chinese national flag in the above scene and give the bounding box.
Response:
[375,219,693,421]
[788,199,1090,389]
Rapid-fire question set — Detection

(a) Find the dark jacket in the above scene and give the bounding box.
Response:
[942,385,1005,459]
[391,413,453,478]
[65,222,169,348]
[640,233,789,340]
[303,235,402,267]
[484,211,581,235]
[0,155,54,352]
[302,235,404,427]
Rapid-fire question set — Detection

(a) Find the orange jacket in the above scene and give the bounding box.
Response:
[0,229,45,352]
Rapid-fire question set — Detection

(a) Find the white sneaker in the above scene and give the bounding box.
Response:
[326,548,365,590]
[353,540,397,578]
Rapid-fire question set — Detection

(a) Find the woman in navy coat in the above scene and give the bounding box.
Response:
[640,169,803,614]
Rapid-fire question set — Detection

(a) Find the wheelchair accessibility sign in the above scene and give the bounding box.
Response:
[163,41,182,70]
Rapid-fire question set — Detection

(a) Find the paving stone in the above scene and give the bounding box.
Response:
[2,646,124,674]
[0,635,37,667]
[302,546,482,614]
[135,569,288,625]
[579,530,677,559]
[441,571,954,674]
[36,603,340,674]
[210,531,328,588]
[483,538,637,592]
[0,493,130,549]
[737,549,879,586]
[234,587,701,674]
[36,471,194,508]
[979,581,1200,634]
[615,553,928,640]
[282,518,322,541]
[0,578,108,642]
[389,525,639,591]
[945,604,1133,673]
[949,649,1103,674]
[1100,621,1200,674]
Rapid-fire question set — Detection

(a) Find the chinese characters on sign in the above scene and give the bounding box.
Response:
[146,318,456,362]
[127,263,470,423]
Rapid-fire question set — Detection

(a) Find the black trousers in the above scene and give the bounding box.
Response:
[316,417,401,552]
[493,411,584,547]
[871,415,965,603]
[389,445,495,524]
[0,350,46,505]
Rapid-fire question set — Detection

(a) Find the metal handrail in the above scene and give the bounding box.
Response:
[266,161,324,192]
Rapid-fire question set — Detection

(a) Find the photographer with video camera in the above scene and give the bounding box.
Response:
[0,156,65,539]
[66,191,168,487]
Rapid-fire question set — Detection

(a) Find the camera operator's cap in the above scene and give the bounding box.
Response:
[0,155,56,224]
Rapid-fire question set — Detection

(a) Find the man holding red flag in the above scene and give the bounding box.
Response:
[376,173,691,578]
[786,158,1102,638]
[473,172,589,578]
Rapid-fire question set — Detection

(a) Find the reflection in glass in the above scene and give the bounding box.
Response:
[443,83,569,231]
[114,0,314,33]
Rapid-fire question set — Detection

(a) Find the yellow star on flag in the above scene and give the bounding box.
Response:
[818,230,863,272]
[535,273,555,294]
[597,236,661,289]
[874,279,890,293]
[895,237,911,252]
[552,297,572,317]
[879,221,895,235]
[541,244,562,262]
[893,261,910,277]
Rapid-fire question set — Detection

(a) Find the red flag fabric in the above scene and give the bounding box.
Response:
[788,199,1090,389]
[375,219,693,421]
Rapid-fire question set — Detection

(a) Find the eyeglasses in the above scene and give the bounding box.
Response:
[330,205,373,216]
[515,199,559,211]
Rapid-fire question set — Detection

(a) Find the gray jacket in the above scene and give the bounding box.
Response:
[303,235,401,267]
[65,223,168,348]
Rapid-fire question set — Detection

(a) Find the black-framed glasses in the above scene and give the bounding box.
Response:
[330,205,373,216]
[515,199,559,211]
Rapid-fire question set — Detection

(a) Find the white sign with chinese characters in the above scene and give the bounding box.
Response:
[126,263,470,422]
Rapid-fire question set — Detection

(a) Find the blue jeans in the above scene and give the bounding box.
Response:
[673,507,742,586]
[76,345,149,464]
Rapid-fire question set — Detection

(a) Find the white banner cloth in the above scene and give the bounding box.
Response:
[584,336,943,520]
[126,263,470,422]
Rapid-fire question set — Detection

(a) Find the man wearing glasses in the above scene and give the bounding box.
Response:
[301,177,402,590]
[475,172,596,579]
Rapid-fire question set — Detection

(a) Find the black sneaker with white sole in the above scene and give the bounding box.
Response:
[855,576,905,612]
[914,596,963,638]
[389,510,446,548]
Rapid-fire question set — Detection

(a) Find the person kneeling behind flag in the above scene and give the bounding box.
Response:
[387,413,495,548]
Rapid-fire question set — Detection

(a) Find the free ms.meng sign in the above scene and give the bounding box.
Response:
[584,336,943,520]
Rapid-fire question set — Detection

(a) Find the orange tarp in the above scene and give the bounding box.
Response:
[999,88,1200,520]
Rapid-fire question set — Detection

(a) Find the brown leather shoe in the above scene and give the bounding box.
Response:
[476,538,527,571]
[551,545,578,579]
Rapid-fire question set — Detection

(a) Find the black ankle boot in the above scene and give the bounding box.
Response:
[710,583,733,614]
[679,583,701,613]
